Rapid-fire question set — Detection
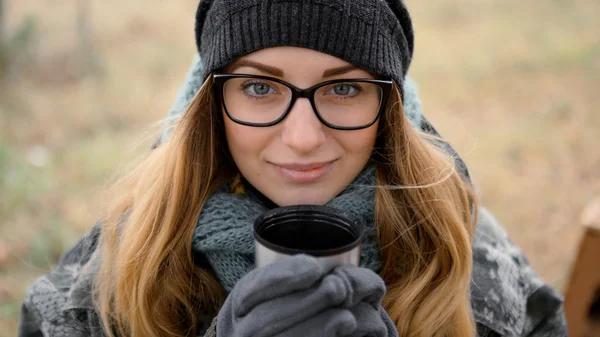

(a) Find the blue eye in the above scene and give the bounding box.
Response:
[243,82,276,96]
[327,83,361,97]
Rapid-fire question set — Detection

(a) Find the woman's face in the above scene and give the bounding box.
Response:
[222,47,379,206]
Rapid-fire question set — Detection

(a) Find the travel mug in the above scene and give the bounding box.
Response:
[253,205,364,268]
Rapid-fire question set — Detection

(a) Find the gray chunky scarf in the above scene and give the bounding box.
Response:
[191,165,382,292]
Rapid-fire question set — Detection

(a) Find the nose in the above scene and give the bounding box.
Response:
[281,98,326,154]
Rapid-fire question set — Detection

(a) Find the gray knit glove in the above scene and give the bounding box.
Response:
[215,254,398,337]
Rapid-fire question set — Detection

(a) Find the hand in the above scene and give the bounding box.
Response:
[329,265,399,337]
[216,255,398,337]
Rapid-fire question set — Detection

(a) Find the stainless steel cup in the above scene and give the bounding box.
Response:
[253,205,364,268]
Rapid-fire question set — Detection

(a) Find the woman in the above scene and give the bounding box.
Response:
[18,0,568,336]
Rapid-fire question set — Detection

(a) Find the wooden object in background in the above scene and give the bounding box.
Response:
[565,197,600,337]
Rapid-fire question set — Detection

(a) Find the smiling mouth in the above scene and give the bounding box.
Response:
[270,160,337,183]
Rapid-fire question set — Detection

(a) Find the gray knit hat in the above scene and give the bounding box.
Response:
[194,0,414,95]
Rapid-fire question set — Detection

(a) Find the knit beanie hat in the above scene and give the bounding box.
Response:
[194,0,414,95]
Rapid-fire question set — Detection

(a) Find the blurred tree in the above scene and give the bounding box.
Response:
[0,0,6,77]
[0,1,36,80]
[77,0,101,77]
[0,0,4,41]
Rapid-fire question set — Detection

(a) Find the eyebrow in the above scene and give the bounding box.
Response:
[322,65,359,77]
[228,60,283,77]
[228,60,360,78]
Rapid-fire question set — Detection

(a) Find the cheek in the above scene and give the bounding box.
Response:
[335,124,378,156]
[223,116,271,161]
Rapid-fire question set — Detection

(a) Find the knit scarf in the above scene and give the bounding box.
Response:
[191,164,382,292]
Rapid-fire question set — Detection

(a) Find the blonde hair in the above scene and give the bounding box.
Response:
[95,76,478,337]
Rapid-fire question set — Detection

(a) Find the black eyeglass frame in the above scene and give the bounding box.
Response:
[213,73,394,130]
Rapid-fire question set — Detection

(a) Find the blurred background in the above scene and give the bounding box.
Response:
[0,0,599,335]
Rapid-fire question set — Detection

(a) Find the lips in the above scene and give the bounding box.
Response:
[270,160,336,183]
[277,162,333,170]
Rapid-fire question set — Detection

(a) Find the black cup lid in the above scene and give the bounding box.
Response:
[253,205,364,257]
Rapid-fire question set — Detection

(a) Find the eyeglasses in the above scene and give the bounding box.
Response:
[213,74,393,130]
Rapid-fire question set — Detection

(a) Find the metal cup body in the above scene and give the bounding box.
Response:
[253,205,364,269]
[255,240,361,268]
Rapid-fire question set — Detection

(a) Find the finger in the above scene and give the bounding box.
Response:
[333,265,386,308]
[237,272,350,336]
[379,307,400,337]
[345,303,389,337]
[234,254,334,316]
[271,308,357,337]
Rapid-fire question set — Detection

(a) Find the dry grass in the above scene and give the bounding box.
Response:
[1,0,598,335]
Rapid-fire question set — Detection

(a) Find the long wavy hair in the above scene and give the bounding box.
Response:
[95,74,479,337]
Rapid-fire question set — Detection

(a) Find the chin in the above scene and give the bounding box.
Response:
[268,188,337,207]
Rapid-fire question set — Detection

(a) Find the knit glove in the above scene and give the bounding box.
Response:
[215,254,398,337]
